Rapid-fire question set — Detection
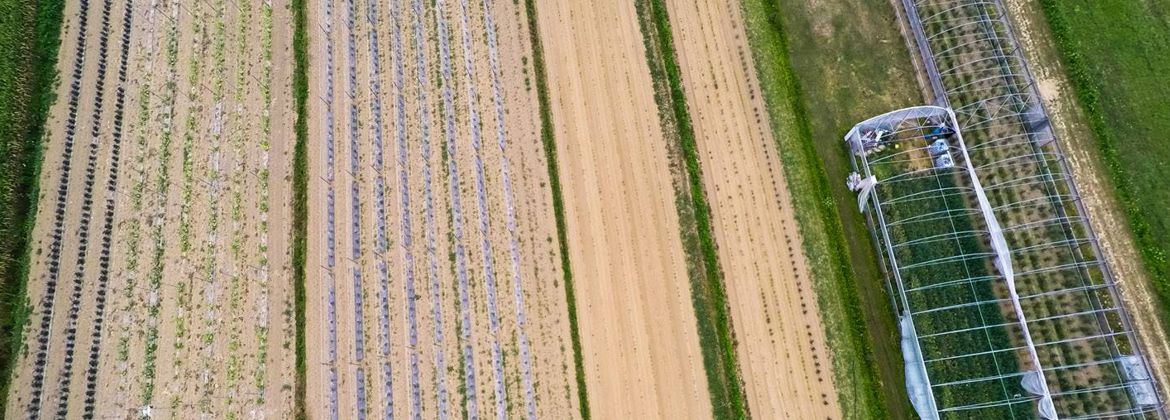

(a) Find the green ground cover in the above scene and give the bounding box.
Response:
[738,0,925,417]
[0,0,67,411]
[291,0,309,414]
[1037,0,1170,329]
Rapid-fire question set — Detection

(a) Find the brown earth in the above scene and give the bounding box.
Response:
[533,0,714,417]
[663,0,842,417]
[6,0,298,416]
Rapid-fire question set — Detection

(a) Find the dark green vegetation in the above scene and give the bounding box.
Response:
[291,0,309,414]
[0,0,67,411]
[1037,0,1170,329]
[866,146,1023,415]
[738,0,921,417]
[633,0,747,418]
[521,0,590,417]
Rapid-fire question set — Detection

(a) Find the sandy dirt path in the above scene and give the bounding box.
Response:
[663,0,842,417]
[535,0,713,417]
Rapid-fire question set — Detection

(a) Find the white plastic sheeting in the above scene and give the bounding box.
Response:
[900,314,939,420]
[1121,355,1159,406]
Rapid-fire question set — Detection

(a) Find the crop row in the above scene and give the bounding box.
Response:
[74,0,136,416]
[478,0,536,413]
[26,0,118,413]
[451,0,510,413]
[431,0,478,414]
[138,0,181,410]
[320,0,340,416]
[364,0,403,414]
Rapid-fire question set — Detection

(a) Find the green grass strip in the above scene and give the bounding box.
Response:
[0,0,68,411]
[634,0,747,418]
[520,1,590,417]
[738,0,888,417]
[1036,0,1170,328]
[290,0,309,415]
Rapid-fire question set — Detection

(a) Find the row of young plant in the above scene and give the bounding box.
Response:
[430,0,477,413]
[26,0,124,412]
[76,0,138,415]
[139,0,182,411]
[450,0,512,413]
[253,0,276,410]
[364,0,404,415]
[114,0,157,407]
[478,0,538,413]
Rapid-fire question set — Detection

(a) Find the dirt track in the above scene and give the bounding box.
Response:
[535,0,713,417]
[663,0,842,417]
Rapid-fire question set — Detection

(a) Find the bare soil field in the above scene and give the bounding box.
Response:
[533,0,713,417]
[5,0,298,416]
[303,0,580,416]
[663,0,841,417]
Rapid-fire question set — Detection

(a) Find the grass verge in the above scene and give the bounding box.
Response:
[0,0,67,411]
[634,0,747,417]
[521,0,590,418]
[1036,0,1170,327]
[290,0,309,415]
[737,0,925,417]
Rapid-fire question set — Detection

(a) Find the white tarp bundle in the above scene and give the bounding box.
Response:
[901,314,939,420]
[1021,370,1058,419]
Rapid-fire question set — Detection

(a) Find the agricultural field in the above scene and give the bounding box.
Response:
[4,0,1169,416]
[303,0,580,416]
[655,0,840,417]
[530,0,713,417]
[4,0,300,415]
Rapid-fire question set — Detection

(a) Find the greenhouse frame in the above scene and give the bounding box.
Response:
[843,0,1168,418]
